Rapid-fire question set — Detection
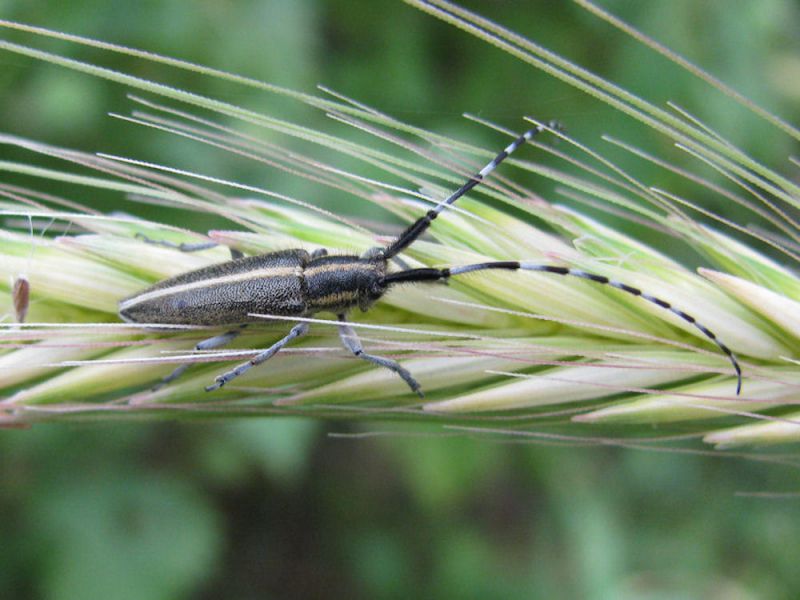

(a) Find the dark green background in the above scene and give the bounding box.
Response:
[1,1,800,598]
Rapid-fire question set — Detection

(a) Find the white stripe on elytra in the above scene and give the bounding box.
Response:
[119,266,298,311]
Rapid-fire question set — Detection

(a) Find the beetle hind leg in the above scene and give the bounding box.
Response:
[135,232,243,259]
[337,314,423,398]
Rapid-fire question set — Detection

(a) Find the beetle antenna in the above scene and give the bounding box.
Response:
[382,261,743,395]
[383,121,560,259]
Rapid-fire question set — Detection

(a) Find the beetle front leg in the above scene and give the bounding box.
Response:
[206,322,309,391]
[336,314,423,398]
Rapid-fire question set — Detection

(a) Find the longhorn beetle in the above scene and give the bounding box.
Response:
[119,122,743,396]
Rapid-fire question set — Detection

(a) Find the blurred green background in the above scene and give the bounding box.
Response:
[1,1,800,598]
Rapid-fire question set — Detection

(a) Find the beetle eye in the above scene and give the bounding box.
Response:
[370,281,386,298]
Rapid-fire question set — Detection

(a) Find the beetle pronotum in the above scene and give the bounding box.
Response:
[119,123,742,396]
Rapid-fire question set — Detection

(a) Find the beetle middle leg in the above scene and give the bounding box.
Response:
[205,321,310,391]
[336,314,423,398]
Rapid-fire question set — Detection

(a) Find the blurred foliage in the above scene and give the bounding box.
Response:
[1,0,800,598]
